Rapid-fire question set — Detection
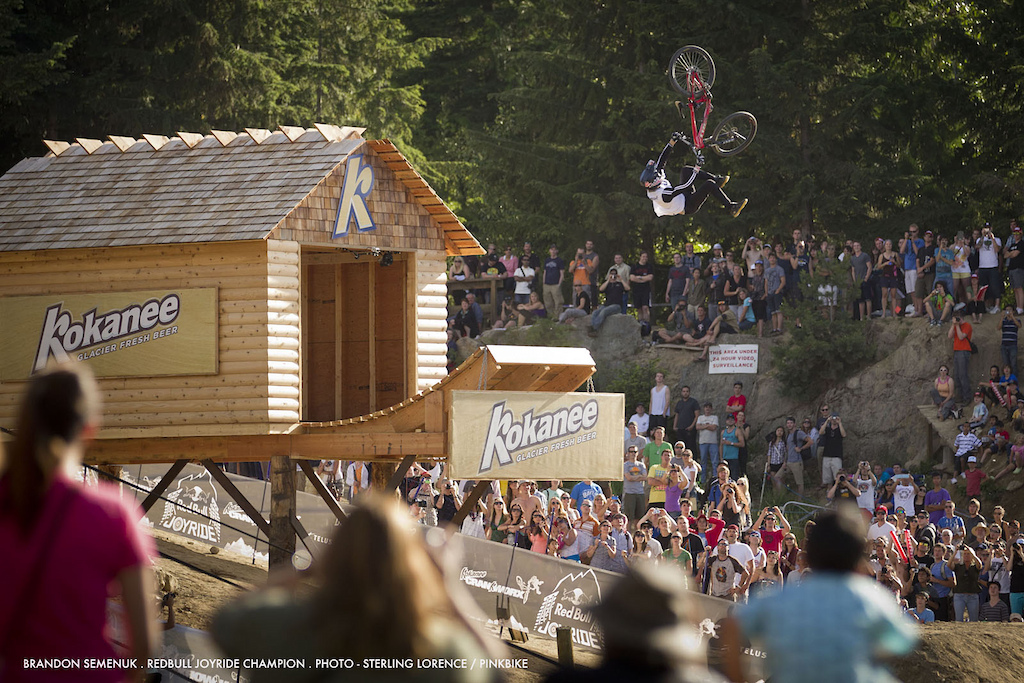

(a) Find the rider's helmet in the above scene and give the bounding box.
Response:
[640,160,664,189]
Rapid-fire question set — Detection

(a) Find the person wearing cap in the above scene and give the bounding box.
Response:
[964,455,988,497]
[695,301,739,361]
[481,251,507,293]
[541,244,564,316]
[866,505,897,542]
[967,389,989,430]
[665,252,691,310]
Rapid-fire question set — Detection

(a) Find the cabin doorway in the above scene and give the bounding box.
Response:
[301,250,408,421]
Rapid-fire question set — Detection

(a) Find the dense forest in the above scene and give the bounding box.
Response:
[2,0,1021,259]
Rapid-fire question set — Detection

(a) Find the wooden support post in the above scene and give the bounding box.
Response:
[556,627,574,667]
[296,459,346,521]
[201,459,272,538]
[139,459,189,513]
[927,425,934,465]
[385,454,418,493]
[269,455,296,574]
[451,480,491,528]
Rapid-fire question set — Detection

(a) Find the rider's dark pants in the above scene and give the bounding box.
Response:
[682,174,730,214]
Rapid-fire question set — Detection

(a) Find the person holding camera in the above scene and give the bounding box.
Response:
[949,541,983,621]
[827,470,860,506]
[976,222,1003,314]
[433,478,463,526]
[818,413,846,488]
[654,297,692,345]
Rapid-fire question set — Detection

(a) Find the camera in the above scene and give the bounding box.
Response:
[838,475,846,482]
[416,500,427,508]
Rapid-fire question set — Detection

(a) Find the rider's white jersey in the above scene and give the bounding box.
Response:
[647,178,686,216]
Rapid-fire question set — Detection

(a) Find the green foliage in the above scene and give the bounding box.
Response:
[601,360,661,420]
[772,263,877,398]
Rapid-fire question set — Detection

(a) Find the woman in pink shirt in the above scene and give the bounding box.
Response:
[0,366,156,682]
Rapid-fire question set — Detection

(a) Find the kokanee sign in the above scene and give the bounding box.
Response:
[0,289,218,380]
[448,391,623,480]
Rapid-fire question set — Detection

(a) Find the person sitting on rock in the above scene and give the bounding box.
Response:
[558,283,592,323]
[654,298,692,344]
[696,301,739,361]
[681,304,712,348]
[589,268,629,335]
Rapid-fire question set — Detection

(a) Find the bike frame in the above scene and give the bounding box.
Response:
[684,71,714,151]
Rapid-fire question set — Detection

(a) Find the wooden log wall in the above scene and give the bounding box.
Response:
[412,250,449,392]
[0,240,302,438]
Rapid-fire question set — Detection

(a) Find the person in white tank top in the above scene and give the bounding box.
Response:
[649,371,671,434]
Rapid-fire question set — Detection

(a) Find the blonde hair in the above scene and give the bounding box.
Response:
[311,496,459,658]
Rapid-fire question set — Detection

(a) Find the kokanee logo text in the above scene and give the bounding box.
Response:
[33,294,181,372]
[478,399,599,473]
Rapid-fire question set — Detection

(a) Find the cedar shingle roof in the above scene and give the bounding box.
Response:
[0,125,482,255]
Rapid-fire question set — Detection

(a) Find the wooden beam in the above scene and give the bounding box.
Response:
[368,262,377,411]
[269,455,296,574]
[451,480,491,528]
[200,459,272,538]
[385,454,418,493]
[296,459,346,521]
[139,459,189,513]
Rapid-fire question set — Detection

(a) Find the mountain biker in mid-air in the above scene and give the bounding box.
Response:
[641,132,748,218]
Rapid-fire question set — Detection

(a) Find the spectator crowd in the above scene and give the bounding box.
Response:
[445,220,1024,374]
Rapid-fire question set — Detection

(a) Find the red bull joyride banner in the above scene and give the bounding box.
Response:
[115,463,340,562]
[454,532,765,678]
[0,288,218,380]
[448,391,624,480]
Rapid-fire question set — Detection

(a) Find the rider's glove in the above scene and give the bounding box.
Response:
[670,131,685,142]
[695,150,706,166]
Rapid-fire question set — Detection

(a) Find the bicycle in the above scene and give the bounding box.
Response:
[668,45,757,163]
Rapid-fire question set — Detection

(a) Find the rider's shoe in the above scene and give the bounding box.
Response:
[729,198,748,218]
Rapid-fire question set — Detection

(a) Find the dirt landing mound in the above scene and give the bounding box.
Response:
[891,622,1024,683]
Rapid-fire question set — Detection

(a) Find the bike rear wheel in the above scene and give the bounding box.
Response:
[669,46,716,96]
[710,111,757,156]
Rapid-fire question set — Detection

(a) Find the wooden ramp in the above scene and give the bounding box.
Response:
[83,345,596,465]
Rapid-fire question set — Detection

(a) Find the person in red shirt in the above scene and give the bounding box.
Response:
[963,455,988,496]
[950,312,974,404]
[752,505,791,552]
[727,382,748,418]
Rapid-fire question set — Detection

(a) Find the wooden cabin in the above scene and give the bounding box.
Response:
[0,125,483,446]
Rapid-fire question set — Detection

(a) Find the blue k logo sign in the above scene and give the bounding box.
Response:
[332,154,375,237]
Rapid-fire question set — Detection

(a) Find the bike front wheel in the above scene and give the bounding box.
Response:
[710,111,757,156]
[669,45,716,96]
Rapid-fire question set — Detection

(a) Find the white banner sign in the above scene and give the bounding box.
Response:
[448,390,624,480]
[708,344,759,374]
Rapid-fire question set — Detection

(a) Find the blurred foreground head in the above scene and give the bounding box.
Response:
[1,363,100,531]
[806,506,867,573]
[589,563,703,670]
[312,494,471,659]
